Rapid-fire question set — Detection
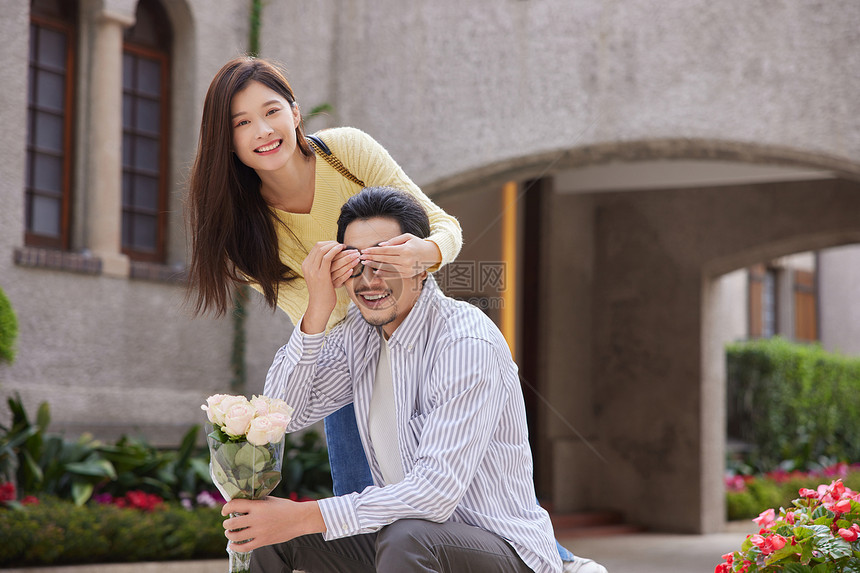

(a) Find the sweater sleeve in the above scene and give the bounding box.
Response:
[326,128,463,271]
[247,278,351,332]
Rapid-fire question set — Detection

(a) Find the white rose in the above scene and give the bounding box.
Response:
[201,394,229,425]
[209,395,247,428]
[267,398,295,420]
[223,401,255,437]
[265,413,289,443]
[249,395,270,417]
[246,415,274,446]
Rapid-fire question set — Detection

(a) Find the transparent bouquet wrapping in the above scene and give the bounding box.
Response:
[206,424,285,573]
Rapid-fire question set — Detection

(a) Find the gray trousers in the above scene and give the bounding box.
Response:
[250,518,534,573]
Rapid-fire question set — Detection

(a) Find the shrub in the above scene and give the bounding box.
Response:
[0,497,225,567]
[727,337,860,472]
[0,285,17,366]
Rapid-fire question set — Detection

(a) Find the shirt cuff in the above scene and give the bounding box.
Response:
[288,316,326,365]
[317,494,362,540]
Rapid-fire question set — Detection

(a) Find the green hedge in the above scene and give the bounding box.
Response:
[0,498,225,567]
[727,337,860,472]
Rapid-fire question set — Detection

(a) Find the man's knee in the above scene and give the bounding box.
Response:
[375,520,442,572]
[250,540,296,572]
[377,519,430,551]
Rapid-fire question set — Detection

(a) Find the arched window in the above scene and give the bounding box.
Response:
[122,0,171,262]
[25,0,76,249]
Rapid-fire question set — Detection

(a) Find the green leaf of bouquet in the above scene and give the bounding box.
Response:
[208,426,230,443]
[234,443,271,473]
[840,558,860,573]
[781,564,813,573]
[219,481,243,500]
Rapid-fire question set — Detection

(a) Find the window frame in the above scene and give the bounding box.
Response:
[120,42,171,263]
[25,12,76,250]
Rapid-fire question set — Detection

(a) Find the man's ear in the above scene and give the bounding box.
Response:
[416,270,429,287]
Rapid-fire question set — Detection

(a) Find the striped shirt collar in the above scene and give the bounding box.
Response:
[384,274,440,351]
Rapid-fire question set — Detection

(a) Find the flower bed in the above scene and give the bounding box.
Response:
[717,479,860,572]
[0,493,226,568]
[726,463,860,521]
[0,394,329,569]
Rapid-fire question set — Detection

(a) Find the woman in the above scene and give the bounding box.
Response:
[186,56,460,326]
[186,56,586,570]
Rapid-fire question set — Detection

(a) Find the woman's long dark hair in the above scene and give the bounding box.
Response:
[186,57,313,316]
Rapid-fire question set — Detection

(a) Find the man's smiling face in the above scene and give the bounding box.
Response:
[342,217,425,336]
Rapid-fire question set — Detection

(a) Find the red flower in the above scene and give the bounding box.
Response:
[838,527,859,542]
[115,490,164,512]
[753,508,776,528]
[21,496,39,506]
[715,553,734,573]
[769,534,787,551]
[0,482,15,502]
[799,488,818,499]
[834,498,852,514]
[750,533,787,555]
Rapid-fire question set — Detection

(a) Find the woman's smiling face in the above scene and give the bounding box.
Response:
[230,80,301,172]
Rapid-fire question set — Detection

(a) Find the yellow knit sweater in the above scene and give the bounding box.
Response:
[250,127,462,331]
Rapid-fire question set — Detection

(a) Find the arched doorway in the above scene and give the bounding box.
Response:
[433,146,860,533]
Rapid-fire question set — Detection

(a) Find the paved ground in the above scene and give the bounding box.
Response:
[559,523,757,573]
[4,526,757,573]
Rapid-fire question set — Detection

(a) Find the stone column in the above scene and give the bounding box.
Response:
[85,5,135,277]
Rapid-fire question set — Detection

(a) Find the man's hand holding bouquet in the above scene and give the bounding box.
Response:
[202,394,294,573]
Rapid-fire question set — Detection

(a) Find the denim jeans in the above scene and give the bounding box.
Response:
[323,404,576,562]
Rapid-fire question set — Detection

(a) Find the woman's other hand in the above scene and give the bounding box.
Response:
[359,234,441,278]
[330,248,361,288]
[300,241,345,334]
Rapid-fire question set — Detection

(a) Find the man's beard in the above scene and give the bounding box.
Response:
[360,308,396,328]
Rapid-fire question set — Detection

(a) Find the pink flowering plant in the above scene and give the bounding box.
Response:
[716,479,860,572]
[201,394,294,573]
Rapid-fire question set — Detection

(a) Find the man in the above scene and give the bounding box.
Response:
[222,187,590,572]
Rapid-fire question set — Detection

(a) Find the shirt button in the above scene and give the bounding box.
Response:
[407,344,413,351]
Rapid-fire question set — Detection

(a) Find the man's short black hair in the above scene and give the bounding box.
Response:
[336,186,431,243]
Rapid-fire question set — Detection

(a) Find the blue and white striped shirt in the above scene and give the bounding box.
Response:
[265,277,562,573]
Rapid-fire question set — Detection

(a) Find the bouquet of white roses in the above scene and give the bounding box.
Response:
[202,394,294,573]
